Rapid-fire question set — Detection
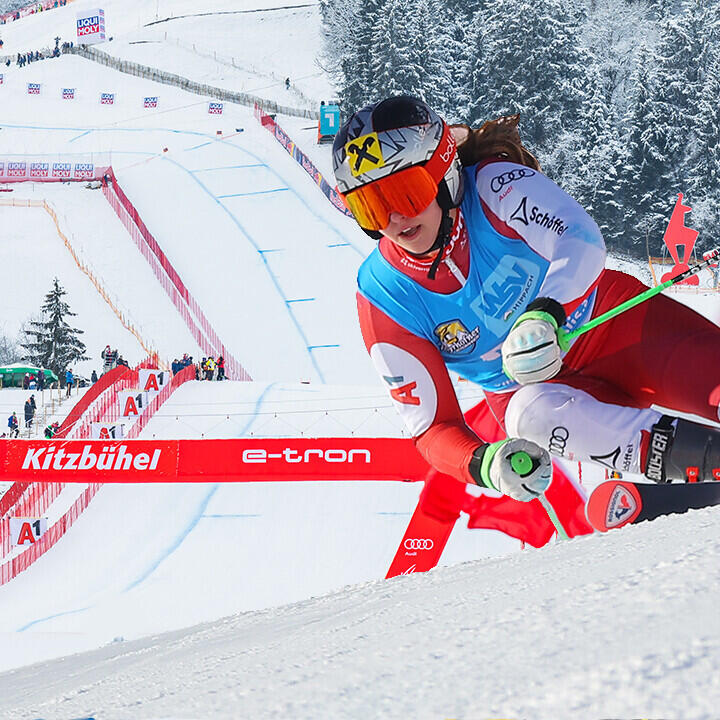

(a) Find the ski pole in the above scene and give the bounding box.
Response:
[556,246,720,351]
[510,451,569,540]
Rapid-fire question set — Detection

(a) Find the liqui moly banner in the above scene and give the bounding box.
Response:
[208,102,224,115]
[62,88,75,100]
[77,8,106,44]
[143,96,158,109]
[27,83,41,95]
[0,156,109,183]
[6,161,27,179]
[52,162,72,179]
[0,74,4,85]
[138,369,169,395]
[0,438,430,483]
[29,162,50,179]
[100,92,115,105]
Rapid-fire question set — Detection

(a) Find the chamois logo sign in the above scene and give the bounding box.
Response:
[345,132,384,176]
[434,319,480,354]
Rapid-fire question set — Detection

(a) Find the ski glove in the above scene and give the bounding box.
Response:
[502,297,569,385]
[469,438,552,502]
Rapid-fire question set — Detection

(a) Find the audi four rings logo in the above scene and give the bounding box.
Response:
[404,538,434,550]
[548,426,569,455]
[490,168,535,193]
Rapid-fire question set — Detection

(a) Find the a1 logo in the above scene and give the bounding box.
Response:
[10,517,48,546]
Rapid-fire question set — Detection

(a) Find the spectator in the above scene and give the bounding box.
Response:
[44,421,60,439]
[24,395,36,429]
[7,412,19,438]
[206,356,217,380]
[101,344,117,373]
[91,369,98,383]
[36,367,45,391]
[217,355,225,381]
[285,77,290,90]
[65,368,74,397]
[23,373,30,390]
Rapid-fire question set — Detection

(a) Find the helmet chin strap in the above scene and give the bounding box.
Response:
[405,207,453,280]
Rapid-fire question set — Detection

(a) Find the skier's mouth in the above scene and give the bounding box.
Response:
[399,225,421,239]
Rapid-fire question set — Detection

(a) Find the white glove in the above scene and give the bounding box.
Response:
[472,438,552,502]
[502,311,563,384]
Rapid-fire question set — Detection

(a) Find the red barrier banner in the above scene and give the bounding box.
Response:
[0,438,429,484]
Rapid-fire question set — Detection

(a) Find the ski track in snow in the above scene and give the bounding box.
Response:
[0,508,718,719]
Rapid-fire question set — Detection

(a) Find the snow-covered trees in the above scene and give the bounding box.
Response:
[320,0,720,256]
[21,278,88,379]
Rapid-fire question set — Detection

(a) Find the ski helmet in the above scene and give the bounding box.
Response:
[333,95,463,240]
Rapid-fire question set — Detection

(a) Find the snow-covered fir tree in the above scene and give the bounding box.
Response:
[21,278,88,381]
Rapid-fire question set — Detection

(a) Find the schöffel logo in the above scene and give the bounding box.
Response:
[144,97,158,108]
[63,88,75,100]
[241,448,370,464]
[7,162,27,178]
[52,163,72,179]
[208,102,223,114]
[404,538,434,550]
[100,92,115,105]
[509,196,568,235]
[27,83,41,95]
[74,163,94,178]
[29,163,49,178]
[22,445,162,472]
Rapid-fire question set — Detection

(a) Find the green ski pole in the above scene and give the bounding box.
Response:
[556,246,720,351]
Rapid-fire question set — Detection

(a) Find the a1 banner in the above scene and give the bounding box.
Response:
[91,422,126,439]
[100,92,115,105]
[27,83,41,95]
[10,517,48,546]
[138,369,169,395]
[62,88,75,100]
[208,101,223,115]
[77,7,106,44]
[118,390,150,418]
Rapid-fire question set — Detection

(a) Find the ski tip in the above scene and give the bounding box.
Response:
[586,481,643,532]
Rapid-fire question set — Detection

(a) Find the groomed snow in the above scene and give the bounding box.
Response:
[0,1,718,716]
[0,507,718,720]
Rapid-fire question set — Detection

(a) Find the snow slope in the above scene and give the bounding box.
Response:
[0,3,718,716]
[0,506,718,720]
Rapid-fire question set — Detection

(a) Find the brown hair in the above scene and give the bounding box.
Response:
[450,114,540,171]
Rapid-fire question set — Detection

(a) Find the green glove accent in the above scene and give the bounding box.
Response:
[479,439,509,490]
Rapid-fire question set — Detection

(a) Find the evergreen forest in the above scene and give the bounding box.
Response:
[320,0,720,257]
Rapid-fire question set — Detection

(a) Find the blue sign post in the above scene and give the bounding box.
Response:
[318,104,341,144]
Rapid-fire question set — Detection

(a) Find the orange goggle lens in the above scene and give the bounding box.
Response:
[343,165,438,232]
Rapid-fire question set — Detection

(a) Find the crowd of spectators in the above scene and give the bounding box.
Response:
[1,1,69,25]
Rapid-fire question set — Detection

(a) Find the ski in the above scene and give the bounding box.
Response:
[586,480,720,532]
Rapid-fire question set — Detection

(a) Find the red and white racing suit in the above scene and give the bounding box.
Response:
[357,160,720,485]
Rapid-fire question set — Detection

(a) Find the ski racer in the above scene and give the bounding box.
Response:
[333,95,720,505]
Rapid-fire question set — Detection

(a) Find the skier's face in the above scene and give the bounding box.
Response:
[381,200,443,255]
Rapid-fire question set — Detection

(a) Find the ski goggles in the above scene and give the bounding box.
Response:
[342,165,439,232]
